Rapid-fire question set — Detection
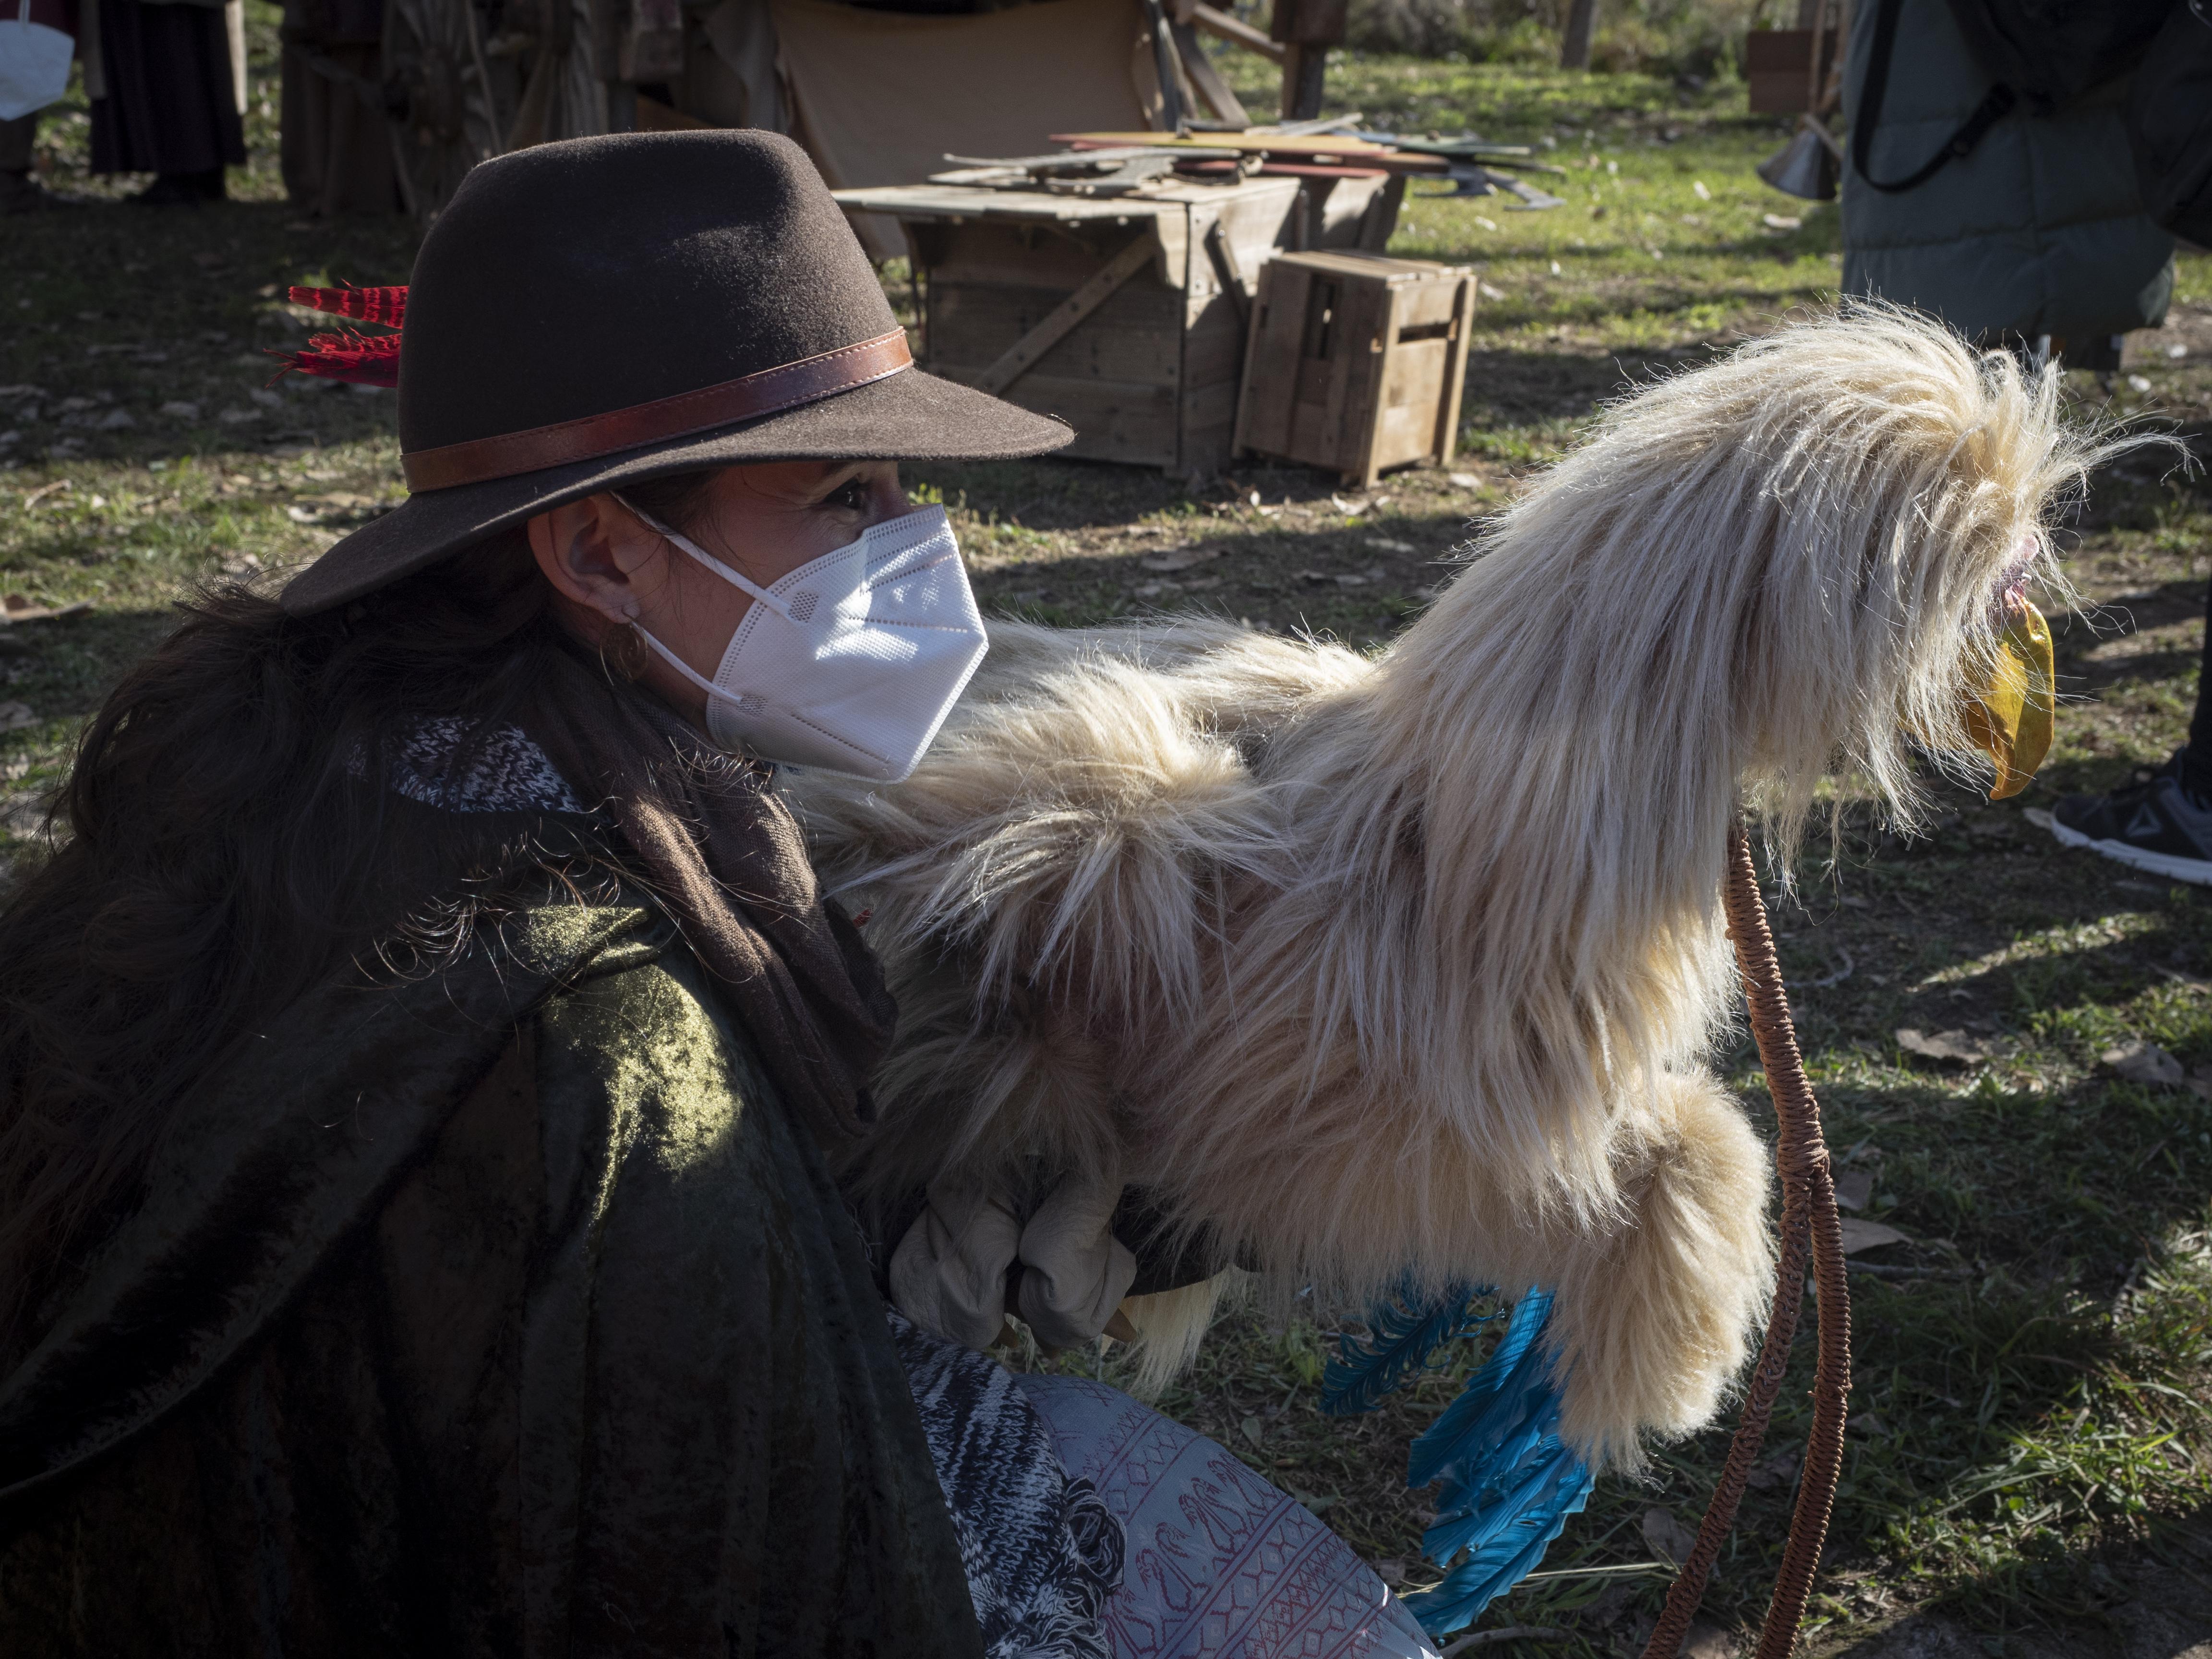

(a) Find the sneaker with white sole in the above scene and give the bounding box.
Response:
[2048,757,2212,885]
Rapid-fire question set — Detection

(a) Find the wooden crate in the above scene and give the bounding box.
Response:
[832,177,1304,478]
[1233,250,1473,488]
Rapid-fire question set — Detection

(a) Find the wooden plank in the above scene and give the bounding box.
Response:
[1181,378,1240,432]
[1181,306,1246,390]
[1305,174,1390,248]
[1318,269,1376,474]
[972,234,1160,396]
[1374,336,1449,473]
[1350,283,1403,487]
[1170,19,1250,126]
[1280,40,1327,122]
[917,210,1196,294]
[1180,275,1242,473]
[931,279,1186,337]
[1234,259,1308,457]
[1281,272,1341,463]
[1203,216,1251,332]
[932,303,1183,389]
[1395,279,1470,329]
[1434,274,1471,466]
[1190,1,1283,64]
[995,375,1180,467]
[938,145,1213,171]
[1215,184,1298,288]
[925,228,1142,291]
[1271,248,1469,281]
[1374,399,1437,469]
[832,184,1179,226]
[1286,395,1331,462]
[1052,130,1386,157]
[1141,0,1191,135]
[1232,264,1290,456]
[1356,174,1406,252]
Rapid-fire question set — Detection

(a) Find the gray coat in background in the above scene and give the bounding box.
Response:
[1840,0,2176,345]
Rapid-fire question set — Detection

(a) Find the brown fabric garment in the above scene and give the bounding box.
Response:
[279,40,402,215]
[526,682,896,1149]
[277,0,402,216]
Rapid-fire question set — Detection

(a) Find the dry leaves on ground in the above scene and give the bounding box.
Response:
[1838,1218,1911,1255]
[1640,1505,1697,1567]
[1833,1168,1875,1211]
[1139,547,1220,573]
[1895,1027,1998,1064]
[2103,1040,2186,1088]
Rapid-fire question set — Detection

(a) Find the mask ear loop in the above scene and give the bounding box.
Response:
[612,493,797,624]
[606,493,789,712]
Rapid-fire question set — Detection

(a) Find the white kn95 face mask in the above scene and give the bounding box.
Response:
[616,496,987,783]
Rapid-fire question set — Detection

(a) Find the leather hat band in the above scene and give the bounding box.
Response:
[401,330,914,493]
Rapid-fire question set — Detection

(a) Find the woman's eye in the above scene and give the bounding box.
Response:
[828,479,871,512]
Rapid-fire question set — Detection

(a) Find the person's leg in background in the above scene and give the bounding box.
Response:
[0,110,81,213]
[2049,568,2212,885]
[0,112,32,206]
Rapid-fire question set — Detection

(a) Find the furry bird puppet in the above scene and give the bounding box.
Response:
[786,308,2083,1478]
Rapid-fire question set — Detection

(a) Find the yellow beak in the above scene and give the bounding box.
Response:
[1960,602,2054,800]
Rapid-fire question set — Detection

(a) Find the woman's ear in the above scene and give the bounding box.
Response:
[527,493,664,628]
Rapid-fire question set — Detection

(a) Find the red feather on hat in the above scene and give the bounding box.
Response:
[289,285,407,327]
[267,285,408,388]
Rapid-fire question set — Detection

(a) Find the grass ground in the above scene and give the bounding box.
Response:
[6,30,2212,1659]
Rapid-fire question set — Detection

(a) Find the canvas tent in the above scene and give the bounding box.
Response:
[771,0,1159,254]
[281,0,1294,224]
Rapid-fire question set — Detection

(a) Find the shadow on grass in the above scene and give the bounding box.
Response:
[1828,1502,2212,1656]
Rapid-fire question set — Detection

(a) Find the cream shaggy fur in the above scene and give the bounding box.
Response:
[788,307,2111,1468]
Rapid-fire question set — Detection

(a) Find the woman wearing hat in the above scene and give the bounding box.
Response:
[0,132,1437,1657]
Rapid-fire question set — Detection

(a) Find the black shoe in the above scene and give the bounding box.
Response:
[0,171,86,214]
[129,170,225,207]
[2049,756,2212,885]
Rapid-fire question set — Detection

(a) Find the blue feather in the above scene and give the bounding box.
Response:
[1320,1282,1502,1417]
[1318,1284,1593,1637]
[1406,1291,1556,1490]
[1400,1452,1592,1636]
[1398,1291,1596,1639]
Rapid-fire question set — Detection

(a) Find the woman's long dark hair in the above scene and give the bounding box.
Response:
[0,474,711,1346]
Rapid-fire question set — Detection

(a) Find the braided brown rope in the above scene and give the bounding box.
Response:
[1639,822,1853,1659]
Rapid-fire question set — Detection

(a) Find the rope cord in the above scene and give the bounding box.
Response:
[1640,821,1852,1659]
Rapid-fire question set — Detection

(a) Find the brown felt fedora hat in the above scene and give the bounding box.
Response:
[280,130,1071,617]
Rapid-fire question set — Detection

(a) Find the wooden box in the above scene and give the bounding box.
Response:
[1233,250,1473,487]
[832,176,1304,478]
[1745,28,1838,115]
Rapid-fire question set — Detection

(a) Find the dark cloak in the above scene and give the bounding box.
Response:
[90,0,246,177]
[0,894,984,1657]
